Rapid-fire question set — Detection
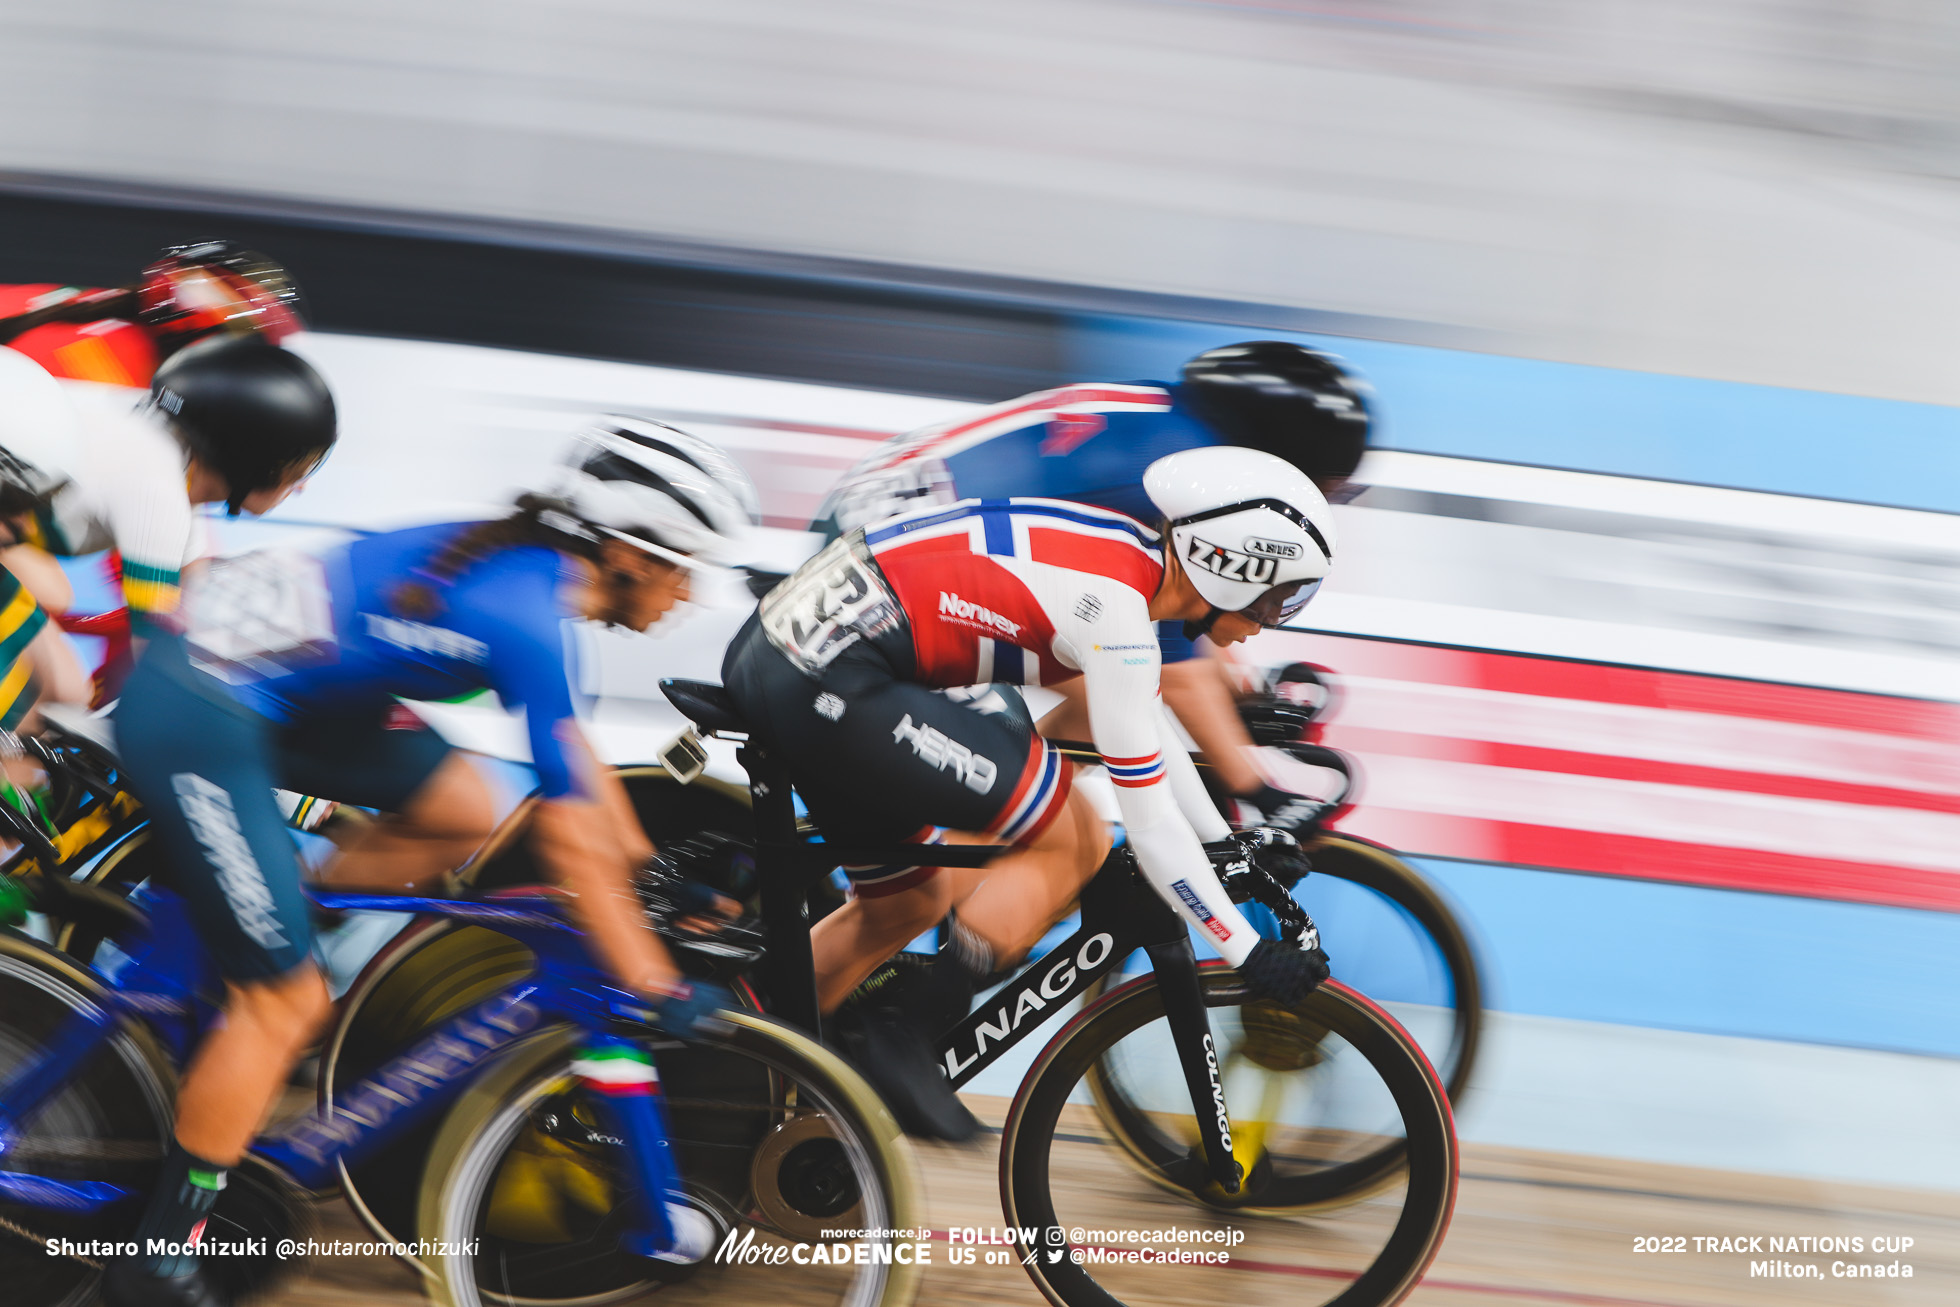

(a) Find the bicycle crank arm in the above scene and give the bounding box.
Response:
[0,1169,130,1212]
[1145,938,1241,1196]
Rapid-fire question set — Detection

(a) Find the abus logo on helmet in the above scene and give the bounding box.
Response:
[1242,537,1300,560]
[1185,536,1277,585]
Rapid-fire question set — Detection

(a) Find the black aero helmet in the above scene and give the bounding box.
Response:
[1179,341,1371,483]
[151,336,337,515]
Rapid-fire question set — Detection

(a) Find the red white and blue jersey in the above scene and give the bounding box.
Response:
[851,497,1257,964]
[862,498,1164,690]
[818,382,1216,535]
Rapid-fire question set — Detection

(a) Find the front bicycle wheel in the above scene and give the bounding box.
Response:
[327,764,756,1243]
[1297,834,1482,1107]
[0,933,174,1307]
[420,1014,920,1307]
[324,917,539,1240]
[1083,833,1479,1210]
[1003,967,1456,1307]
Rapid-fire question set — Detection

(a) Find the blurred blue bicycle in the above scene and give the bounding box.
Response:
[0,728,918,1307]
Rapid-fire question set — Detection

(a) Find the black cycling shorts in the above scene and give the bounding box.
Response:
[114,636,455,982]
[722,613,1072,897]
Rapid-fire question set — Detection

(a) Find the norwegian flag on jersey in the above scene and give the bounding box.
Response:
[1252,631,1960,914]
[864,498,1163,689]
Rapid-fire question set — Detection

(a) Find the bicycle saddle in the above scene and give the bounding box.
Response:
[741,565,790,600]
[18,871,149,939]
[37,702,119,764]
[659,679,750,736]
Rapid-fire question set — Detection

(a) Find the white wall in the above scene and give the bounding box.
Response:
[8,1,1960,404]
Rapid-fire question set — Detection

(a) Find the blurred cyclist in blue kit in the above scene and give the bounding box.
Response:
[815,340,1372,825]
[102,419,758,1307]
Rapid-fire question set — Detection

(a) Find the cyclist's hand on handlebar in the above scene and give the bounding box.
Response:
[1231,826,1298,856]
[1239,937,1332,1005]
[1207,829,1327,997]
[1212,826,1313,887]
[1239,693,1318,747]
[637,853,741,934]
[642,978,738,1039]
[671,876,741,933]
[1243,783,1334,841]
[1250,824,1315,885]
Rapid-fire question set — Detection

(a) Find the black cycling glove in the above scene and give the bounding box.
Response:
[636,847,740,925]
[1239,695,1319,748]
[643,979,737,1039]
[1245,784,1328,841]
[1209,826,1313,887]
[1238,937,1332,1005]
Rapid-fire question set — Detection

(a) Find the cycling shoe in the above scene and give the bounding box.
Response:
[102,1260,226,1307]
[632,1200,723,1265]
[832,1003,978,1142]
[847,951,975,1038]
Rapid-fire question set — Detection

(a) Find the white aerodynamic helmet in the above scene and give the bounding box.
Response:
[1144,446,1337,627]
[0,346,81,501]
[553,417,759,568]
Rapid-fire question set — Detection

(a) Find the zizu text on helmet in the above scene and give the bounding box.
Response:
[1180,341,1371,484]
[552,418,759,568]
[1144,446,1337,629]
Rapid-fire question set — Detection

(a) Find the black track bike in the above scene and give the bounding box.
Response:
[655,678,1458,1307]
[319,677,1459,1306]
[0,719,922,1307]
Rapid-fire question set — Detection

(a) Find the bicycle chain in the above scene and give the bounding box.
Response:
[4,1137,161,1161]
[0,1138,158,1269]
[0,1211,101,1268]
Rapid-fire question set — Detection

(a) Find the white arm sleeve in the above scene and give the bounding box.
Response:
[1053,580,1258,966]
[1158,704,1232,843]
[92,412,196,631]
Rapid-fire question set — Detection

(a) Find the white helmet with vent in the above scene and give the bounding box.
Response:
[552,417,758,568]
[1144,446,1336,627]
[0,346,81,501]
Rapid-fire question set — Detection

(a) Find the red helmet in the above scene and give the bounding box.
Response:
[135,241,305,355]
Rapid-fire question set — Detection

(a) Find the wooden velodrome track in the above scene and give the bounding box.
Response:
[269,1095,1955,1307]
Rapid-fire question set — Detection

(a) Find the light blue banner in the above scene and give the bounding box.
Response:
[1070,316,1960,514]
